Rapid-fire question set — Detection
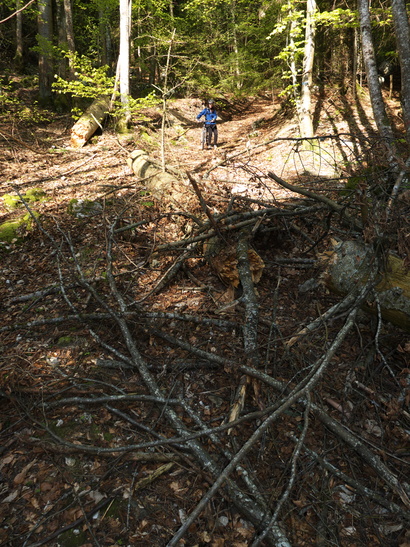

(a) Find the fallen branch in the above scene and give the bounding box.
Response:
[267,170,362,230]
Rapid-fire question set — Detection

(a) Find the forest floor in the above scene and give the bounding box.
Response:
[0,84,410,547]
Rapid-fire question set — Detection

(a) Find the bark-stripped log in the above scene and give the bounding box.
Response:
[127,149,192,205]
[70,96,111,148]
[321,240,410,332]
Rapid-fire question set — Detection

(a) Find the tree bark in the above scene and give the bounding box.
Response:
[63,0,76,80]
[298,0,316,139]
[391,0,410,145]
[127,150,192,205]
[357,0,396,161]
[37,0,53,104]
[14,0,23,69]
[118,0,131,131]
[70,96,111,148]
[321,240,410,332]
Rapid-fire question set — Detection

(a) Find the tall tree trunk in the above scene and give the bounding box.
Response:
[63,0,76,80]
[357,0,396,160]
[289,19,299,106]
[298,0,316,139]
[231,0,241,89]
[98,3,113,68]
[118,0,131,131]
[14,0,23,69]
[391,0,410,146]
[160,29,176,172]
[38,0,53,104]
[352,26,359,101]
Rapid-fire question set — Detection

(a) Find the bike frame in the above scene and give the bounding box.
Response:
[201,122,208,150]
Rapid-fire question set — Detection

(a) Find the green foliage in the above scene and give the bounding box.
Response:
[0,76,52,123]
[53,53,115,100]
[315,9,357,29]
[113,92,161,123]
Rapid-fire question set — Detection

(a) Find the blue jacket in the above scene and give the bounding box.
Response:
[197,107,217,125]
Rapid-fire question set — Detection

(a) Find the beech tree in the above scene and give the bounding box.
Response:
[14,0,23,68]
[391,0,410,145]
[357,0,395,158]
[298,0,316,138]
[118,0,131,130]
[62,0,76,80]
[37,0,53,103]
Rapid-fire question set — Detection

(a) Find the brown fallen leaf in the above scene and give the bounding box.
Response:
[13,460,36,485]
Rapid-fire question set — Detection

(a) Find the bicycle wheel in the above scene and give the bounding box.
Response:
[201,125,206,150]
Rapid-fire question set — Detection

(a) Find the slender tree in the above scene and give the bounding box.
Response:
[118,0,131,130]
[37,0,53,103]
[357,0,395,157]
[391,0,410,146]
[298,0,316,138]
[63,0,76,80]
[14,0,23,69]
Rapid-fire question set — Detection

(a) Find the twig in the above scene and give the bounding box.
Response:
[267,171,362,230]
[186,171,222,236]
[226,229,260,432]
[30,497,113,547]
[103,223,287,542]
[251,394,311,546]
[167,303,361,546]
[291,434,410,521]
[134,247,197,303]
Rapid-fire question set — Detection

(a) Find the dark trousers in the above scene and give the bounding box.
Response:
[206,124,218,145]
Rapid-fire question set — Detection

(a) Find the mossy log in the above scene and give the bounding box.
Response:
[127,150,192,205]
[322,240,410,332]
[70,96,111,148]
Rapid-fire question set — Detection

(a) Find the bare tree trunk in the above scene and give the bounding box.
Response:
[160,29,176,172]
[38,0,53,104]
[118,0,131,131]
[14,0,23,69]
[63,0,76,80]
[98,5,112,67]
[289,19,299,106]
[231,0,241,89]
[357,0,396,159]
[391,0,410,146]
[352,26,359,101]
[298,0,316,139]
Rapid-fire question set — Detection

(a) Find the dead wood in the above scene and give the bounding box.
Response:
[267,170,363,230]
[70,95,111,148]
[127,149,193,205]
[321,239,410,332]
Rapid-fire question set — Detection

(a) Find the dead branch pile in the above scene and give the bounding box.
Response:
[1,131,410,546]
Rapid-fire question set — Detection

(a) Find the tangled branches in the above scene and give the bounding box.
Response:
[1,133,410,546]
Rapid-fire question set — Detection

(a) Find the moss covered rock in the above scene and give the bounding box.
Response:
[0,212,40,244]
[68,198,103,218]
[3,188,47,211]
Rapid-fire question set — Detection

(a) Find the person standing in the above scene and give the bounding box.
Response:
[197,99,218,149]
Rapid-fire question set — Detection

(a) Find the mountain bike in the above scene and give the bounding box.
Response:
[201,122,209,150]
[200,122,217,150]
